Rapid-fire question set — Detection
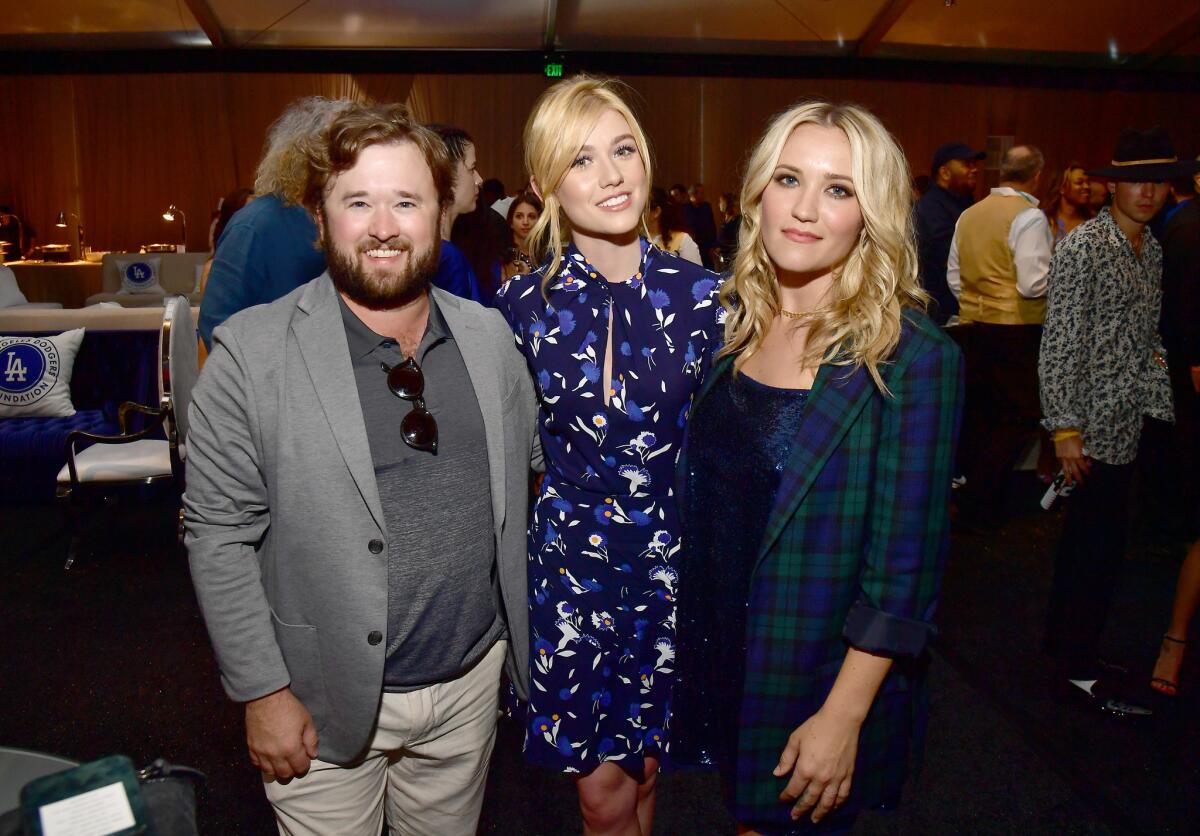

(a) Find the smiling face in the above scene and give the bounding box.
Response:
[451,142,482,217]
[320,141,442,309]
[510,199,540,247]
[1062,168,1090,207]
[1109,179,1170,227]
[555,108,648,244]
[760,123,864,286]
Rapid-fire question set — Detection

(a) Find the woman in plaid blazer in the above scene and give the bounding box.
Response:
[673,101,963,834]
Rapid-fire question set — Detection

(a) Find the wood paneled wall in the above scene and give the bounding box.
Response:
[1,71,1197,255]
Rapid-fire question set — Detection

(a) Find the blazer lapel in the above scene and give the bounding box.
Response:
[292,276,387,534]
[756,359,876,566]
[435,289,507,535]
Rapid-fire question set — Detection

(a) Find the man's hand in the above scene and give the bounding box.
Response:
[245,687,318,782]
[1055,434,1091,487]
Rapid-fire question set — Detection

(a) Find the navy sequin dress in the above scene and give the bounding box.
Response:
[674,365,810,779]
[495,239,723,774]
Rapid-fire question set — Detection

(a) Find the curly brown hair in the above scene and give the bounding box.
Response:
[302,102,456,220]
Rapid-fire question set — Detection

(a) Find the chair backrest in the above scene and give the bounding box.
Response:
[159,296,199,442]
[101,252,210,295]
[0,265,29,307]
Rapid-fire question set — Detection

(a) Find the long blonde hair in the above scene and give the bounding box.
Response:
[720,100,926,392]
[522,75,653,293]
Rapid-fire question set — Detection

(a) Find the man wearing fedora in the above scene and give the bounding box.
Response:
[1039,127,1200,717]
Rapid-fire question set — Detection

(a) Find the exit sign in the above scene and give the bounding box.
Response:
[545,62,563,78]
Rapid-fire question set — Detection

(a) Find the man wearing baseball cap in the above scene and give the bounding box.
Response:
[1040,127,1200,717]
[916,141,986,324]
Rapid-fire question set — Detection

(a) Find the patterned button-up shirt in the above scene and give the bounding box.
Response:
[1039,207,1173,465]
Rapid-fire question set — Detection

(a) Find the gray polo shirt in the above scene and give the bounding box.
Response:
[338,292,502,691]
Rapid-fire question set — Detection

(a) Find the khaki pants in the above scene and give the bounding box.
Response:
[264,640,506,836]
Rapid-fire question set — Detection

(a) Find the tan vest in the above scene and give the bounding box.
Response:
[956,192,1046,325]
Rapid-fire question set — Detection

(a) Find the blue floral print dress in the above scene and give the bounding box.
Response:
[495,238,723,774]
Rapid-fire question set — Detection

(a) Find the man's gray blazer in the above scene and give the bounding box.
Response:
[184,275,539,765]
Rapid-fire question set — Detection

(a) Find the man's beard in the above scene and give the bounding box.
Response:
[323,228,441,311]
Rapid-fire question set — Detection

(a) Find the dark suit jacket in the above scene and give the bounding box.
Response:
[1161,199,1200,368]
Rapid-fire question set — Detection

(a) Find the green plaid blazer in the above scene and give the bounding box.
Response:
[679,309,963,831]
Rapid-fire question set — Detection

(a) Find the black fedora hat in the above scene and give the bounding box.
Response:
[1087,127,1200,181]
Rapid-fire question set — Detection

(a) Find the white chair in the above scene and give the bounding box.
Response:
[56,296,198,568]
[0,265,62,310]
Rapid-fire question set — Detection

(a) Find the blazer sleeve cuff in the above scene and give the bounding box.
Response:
[842,599,936,658]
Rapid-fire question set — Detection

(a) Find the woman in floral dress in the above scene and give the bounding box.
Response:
[495,75,722,835]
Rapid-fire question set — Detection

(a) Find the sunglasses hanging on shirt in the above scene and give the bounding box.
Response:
[382,357,439,453]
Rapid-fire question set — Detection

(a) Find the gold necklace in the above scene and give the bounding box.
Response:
[780,308,818,320]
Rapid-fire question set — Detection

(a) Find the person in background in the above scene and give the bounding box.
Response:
[912,174,932,199]
[673,99,962,835]
[947,145,1052,531]
[198,188,254,295]
[452,176,510,298]
[1150,160,1200,697]
[714,191,742,270]
[1041,162,1094,248]
[501,192,542,281]
[495,75,723,836]
[647,185,702,265]
[199,96,353,349]
[668,183,689,206]
[915,141,985,324]
[684,182,719,268]
[428,124,485,304]
[1039,127,1193,718]
[0,205,35,261]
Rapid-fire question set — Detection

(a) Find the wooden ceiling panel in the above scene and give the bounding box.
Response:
[557,0,880,51]
[0,0,205,47]
[209,0,545,49]
[886,0,1199,57]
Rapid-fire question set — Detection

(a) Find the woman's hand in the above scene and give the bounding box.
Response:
[773,706,861,823]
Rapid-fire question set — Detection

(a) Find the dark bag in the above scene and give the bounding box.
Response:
[0,755,204,836]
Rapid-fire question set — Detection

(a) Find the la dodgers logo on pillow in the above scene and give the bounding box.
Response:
[115,254,164,295]
[0,338,55,405]
[0,328,85,417]
[124,261,155,289]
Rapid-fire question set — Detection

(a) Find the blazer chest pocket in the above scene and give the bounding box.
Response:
[270,612,330,729]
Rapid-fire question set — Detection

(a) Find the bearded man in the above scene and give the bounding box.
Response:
[184,102,540,835]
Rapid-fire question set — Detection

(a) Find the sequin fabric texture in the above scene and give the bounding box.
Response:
[674,367,810,776]
[495,239,723,773]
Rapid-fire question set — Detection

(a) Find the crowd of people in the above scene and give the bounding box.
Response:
[181,78,1198,835]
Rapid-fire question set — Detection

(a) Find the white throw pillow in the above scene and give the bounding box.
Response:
[0,328,85,417]
[115,255,166,295]
[0,266,29,308]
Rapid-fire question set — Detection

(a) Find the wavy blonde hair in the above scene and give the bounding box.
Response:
[719,100,926,392]
[522,75,653,293]
[255,96,361,205]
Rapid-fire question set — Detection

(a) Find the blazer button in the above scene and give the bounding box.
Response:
[368,538,384,554]
[367,631,382,646]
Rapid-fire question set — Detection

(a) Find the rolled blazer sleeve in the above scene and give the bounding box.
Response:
[844,335,964,658]
[183,325,289,703]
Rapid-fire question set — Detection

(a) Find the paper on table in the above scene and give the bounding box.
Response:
[38,781,136,836]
